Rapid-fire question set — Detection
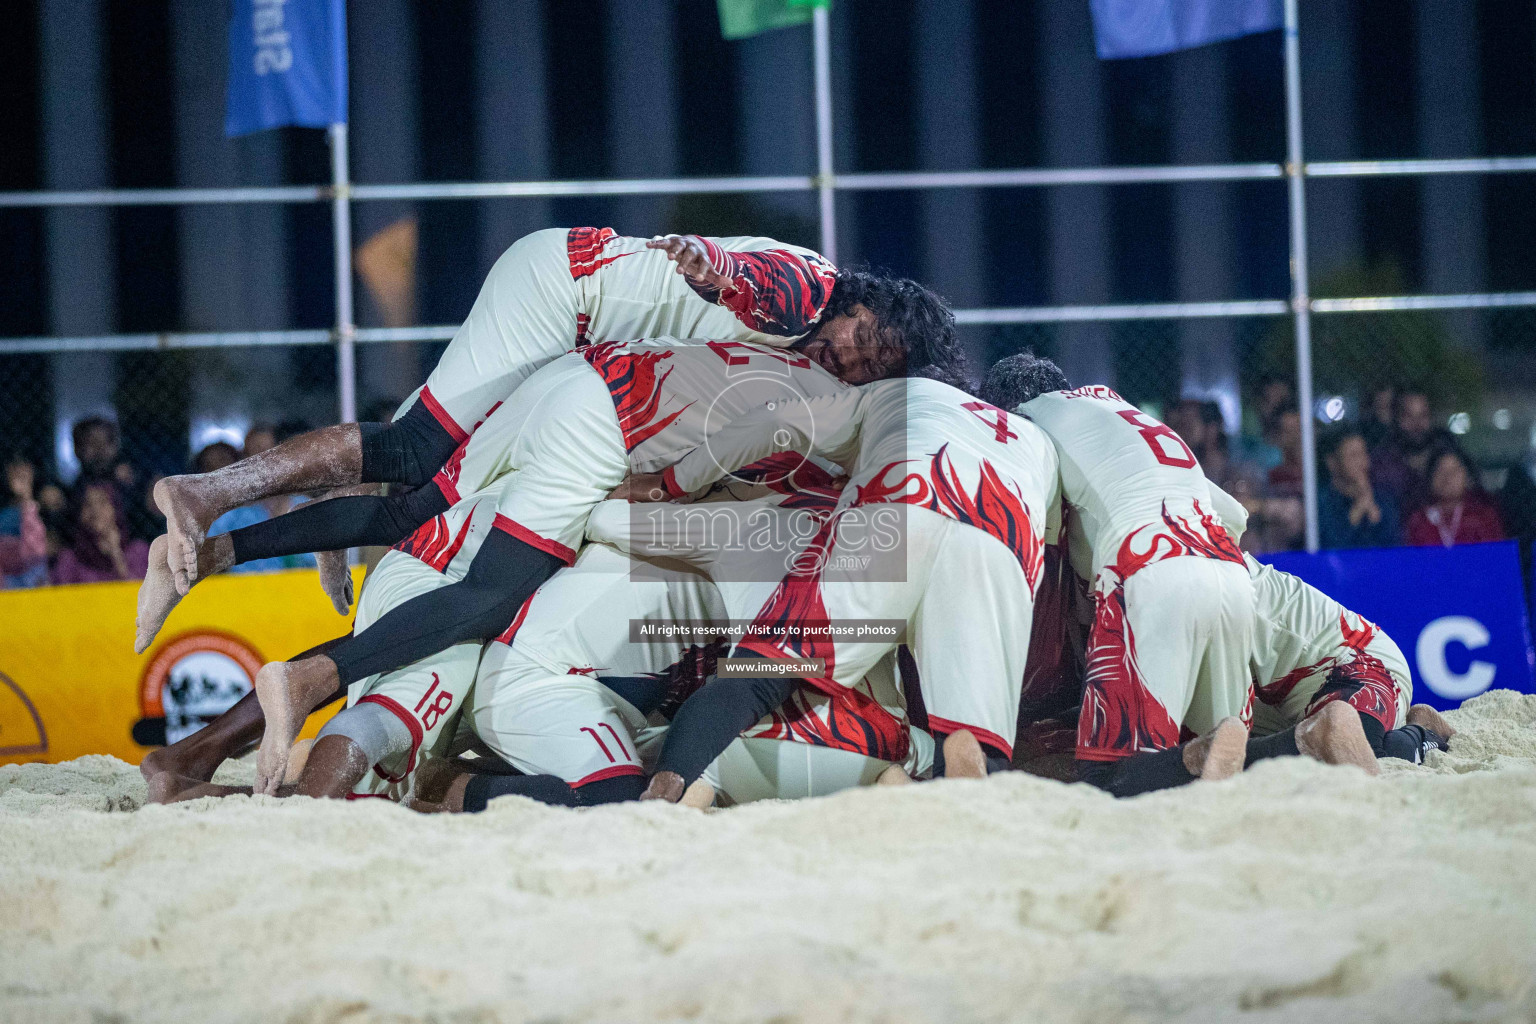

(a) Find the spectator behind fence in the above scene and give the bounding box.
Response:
[1405,445,1504,548]
[1319,426,1402,550]
[69,415,161,543]
[1,455,48,588]
[51,481,150,585]
[1361,383,1396,449]
[205,425,319,574]
[1236,375,1291,473]
[1372,386,1453,509]
[1265,408,1304,497]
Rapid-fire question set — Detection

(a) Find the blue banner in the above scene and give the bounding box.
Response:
[1090,0,1282,60]
[225,0,347,137]
[1263,541,1536,711]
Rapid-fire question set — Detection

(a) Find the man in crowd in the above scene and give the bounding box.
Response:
[1318,427,1402,549]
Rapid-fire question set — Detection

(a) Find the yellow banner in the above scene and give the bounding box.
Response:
[0,568,361,766]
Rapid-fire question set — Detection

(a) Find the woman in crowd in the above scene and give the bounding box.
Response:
[1405,445,1505,548]
[1,455,49,588]
[51,481,150,585]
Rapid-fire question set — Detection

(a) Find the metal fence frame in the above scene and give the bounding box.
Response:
[3,0,1534,549]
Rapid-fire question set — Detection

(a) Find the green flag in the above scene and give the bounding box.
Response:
[717,0,828,40]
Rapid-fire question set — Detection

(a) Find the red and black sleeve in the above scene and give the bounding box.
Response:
[689,237,837,337]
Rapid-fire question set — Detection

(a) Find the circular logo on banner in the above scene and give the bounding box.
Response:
[0,670,48,758]
[139,632,265,746]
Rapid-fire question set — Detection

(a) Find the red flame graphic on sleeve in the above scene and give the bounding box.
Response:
[693,240,837,337]
[580,341,692,452]
[567,227,620,280]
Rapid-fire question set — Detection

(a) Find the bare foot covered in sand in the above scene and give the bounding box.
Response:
[941,730,988,779]
[135,536,184,653]
[1407,704,1456,744]
[681,779,716,809]
[154,475,224,595]
[168,781,279,803]
[1183,717,1248,781]
[252,660,335,795]
[876,764,912,785]
[315,549,354,615]
[641,770,686,803]
[141,748,212,804]
[1296,701,1380,776]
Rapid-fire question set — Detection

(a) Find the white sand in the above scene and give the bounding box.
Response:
[3,691,1536,1024]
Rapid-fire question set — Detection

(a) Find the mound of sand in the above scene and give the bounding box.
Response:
[3,691,1536,1024]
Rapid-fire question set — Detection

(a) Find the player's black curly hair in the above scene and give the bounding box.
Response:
[823,269,963,378]
[979,352,1071,410]
[910,362,977,394]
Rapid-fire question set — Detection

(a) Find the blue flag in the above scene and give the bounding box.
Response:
[1090,0,1282,59]
[225,0,348,137]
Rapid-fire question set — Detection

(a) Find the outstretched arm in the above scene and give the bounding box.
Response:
[647,234,837,337]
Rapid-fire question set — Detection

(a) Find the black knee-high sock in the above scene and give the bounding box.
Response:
[1244,729,1302,766]
[1380,724,1446,763]
[931,737,1013,777]
[461,772,645,811]
[357,400,462,486]
[1076,747,1196,798]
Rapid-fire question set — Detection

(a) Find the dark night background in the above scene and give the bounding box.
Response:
[1,0,1534,480]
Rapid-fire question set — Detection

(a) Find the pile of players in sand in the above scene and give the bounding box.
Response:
[3,690,1535,1024]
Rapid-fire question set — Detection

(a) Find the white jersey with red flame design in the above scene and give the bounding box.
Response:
[575,337,851,476]
[1247,554,1411,733]
[418,227,836,438]
[1020,386,1229,579]
[667,376,1060,587]
[571,230,836,348]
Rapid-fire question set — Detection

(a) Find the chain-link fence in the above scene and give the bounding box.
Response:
[6,0,1536,590]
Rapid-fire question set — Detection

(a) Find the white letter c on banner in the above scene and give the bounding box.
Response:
[1416,616,1497,701]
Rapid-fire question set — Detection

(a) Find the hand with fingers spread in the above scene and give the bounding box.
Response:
[646,234,734,296]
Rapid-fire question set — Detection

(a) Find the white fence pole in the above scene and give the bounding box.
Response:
[812,4,836,263]
[1283,0,1320,553]
[329,123,357,425]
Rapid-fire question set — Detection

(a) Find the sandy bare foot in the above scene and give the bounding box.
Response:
[1296,702,1380,776]
[253,662,309,795]
[315,550,354,614]
[1407,703,1456,743]
[141,750,211,804]
[1183,717,1248,781]
[641,771,686,803]
[283,739,314,785]
[154,475,222,595]
[681,779,716,809]
[167,781,261,803]
[135,536,185,654]
[941,730,988,779]
[876,764,912,785]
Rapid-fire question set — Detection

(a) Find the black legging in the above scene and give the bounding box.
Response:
[230,480,450,565]
[463,772,645,811]
[358,399,462,486]
[326,530,565,686]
